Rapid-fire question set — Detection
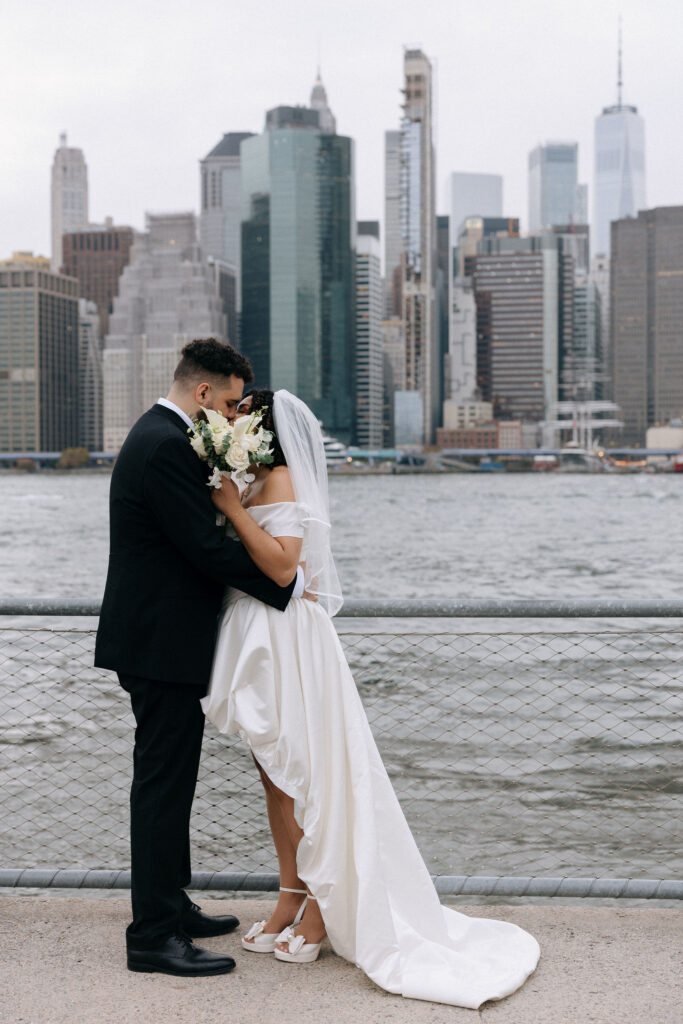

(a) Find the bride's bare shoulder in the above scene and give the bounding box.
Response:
[262,465,296,503]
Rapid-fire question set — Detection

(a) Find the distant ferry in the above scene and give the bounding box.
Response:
[532,446,603,472]
[557,445,603,472]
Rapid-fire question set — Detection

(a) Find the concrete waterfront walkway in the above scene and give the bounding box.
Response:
[2,896,681,1024]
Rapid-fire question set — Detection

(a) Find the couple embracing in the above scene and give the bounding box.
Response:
[95,338,539,1010]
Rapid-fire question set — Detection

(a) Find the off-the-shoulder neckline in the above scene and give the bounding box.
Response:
[245,500,298,512]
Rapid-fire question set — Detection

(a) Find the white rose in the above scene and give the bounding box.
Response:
[190,432,207,459]
[211,425,232,453]
[226,442,251,472]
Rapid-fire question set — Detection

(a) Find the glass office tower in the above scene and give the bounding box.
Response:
[241,107,355,442]
[594,104,646,256]
[528,142,579,233]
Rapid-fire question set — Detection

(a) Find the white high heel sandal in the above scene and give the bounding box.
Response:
[241,887,308,953]
[274,894,323,963]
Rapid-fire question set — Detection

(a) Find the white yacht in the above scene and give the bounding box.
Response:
[321,431,349,467]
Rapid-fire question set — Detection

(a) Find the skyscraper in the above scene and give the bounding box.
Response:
[569,281,602,401]
[240,87,355,442]
[455,217,520,277]
[199,131,255,339]
[0,254,80,451]
[50,133,89,273]
[398,48,437,443]
[445,276,477,406]
[611,207,683,444]
[528,142,585,233]
[590,252,611,397]
[471,236,567,423]
[449,172,503,243]
[355,222,383,448]
[62,222,135,337]
[383,130,402,317]
[310,71,336,133]
[102,213,225,450]
[78,299,103,451]
[593,33,646,256]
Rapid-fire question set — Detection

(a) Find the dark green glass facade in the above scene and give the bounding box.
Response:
[241,121,356,442]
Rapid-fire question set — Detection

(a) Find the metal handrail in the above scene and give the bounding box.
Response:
[2,597,683,618]
[0,869,680,899]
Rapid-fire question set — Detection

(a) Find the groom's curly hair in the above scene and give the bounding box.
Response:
[174,338,254,385]
[244,388,287,468]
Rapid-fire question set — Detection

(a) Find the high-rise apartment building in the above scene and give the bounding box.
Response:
[199,131,254,339]
[449,172,503,244]
[611,207,683,444]
[103,213,225,451]
[0,254,79,451]
[384,130,402,318]
[62,222,135,337]
[528,142,586,233]
[399,48,437,443]
[593,37,646,256]
[240,96,355,442]
[355,222,383,448]
[51,134,89,273]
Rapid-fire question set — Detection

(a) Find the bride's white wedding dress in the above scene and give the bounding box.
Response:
[202,501,540,1010]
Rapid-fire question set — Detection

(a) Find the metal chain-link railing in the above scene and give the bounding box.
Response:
[1,609,681,894]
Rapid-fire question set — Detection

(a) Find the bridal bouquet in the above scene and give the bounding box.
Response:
[188,407,274,489]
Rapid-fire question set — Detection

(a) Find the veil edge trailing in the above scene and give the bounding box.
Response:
[272,390,343,617]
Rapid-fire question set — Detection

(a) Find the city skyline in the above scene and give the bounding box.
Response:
[2,1,683,262]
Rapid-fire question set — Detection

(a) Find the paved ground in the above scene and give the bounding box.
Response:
[1,896,681,1024]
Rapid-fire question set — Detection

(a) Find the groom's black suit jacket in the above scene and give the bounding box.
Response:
[95,403,295,687]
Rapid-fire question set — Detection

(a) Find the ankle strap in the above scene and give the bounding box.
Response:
[280,886,307,895]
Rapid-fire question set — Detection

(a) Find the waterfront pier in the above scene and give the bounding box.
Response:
[2,895,681,1023]
[1,599,681,1021]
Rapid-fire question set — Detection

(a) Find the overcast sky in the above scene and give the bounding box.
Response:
[2,0,682,262]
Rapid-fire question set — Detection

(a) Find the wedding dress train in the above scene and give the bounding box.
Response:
[201,502,540,1009]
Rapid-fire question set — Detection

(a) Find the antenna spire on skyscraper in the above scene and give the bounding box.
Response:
[617,15,623,109]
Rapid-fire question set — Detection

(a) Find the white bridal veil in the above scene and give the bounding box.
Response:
[273,390,343,617]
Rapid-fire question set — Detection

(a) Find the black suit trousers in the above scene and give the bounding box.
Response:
[119,673,206,948]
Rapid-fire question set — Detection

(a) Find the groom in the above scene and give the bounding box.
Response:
[95,338,301,976]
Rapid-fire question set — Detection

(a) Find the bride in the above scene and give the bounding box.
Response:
[201,389,540,1009]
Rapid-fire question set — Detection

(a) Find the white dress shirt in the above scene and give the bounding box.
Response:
[157,396,195,431]
[156,398,304,598]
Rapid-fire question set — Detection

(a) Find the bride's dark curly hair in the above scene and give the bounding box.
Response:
[242,388,287,467]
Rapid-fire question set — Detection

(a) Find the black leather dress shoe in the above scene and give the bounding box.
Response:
[127,933,236,976]
[182,901,240,938]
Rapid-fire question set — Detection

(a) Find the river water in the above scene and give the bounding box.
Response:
[1,471,681,882]
[1,470,681,600]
